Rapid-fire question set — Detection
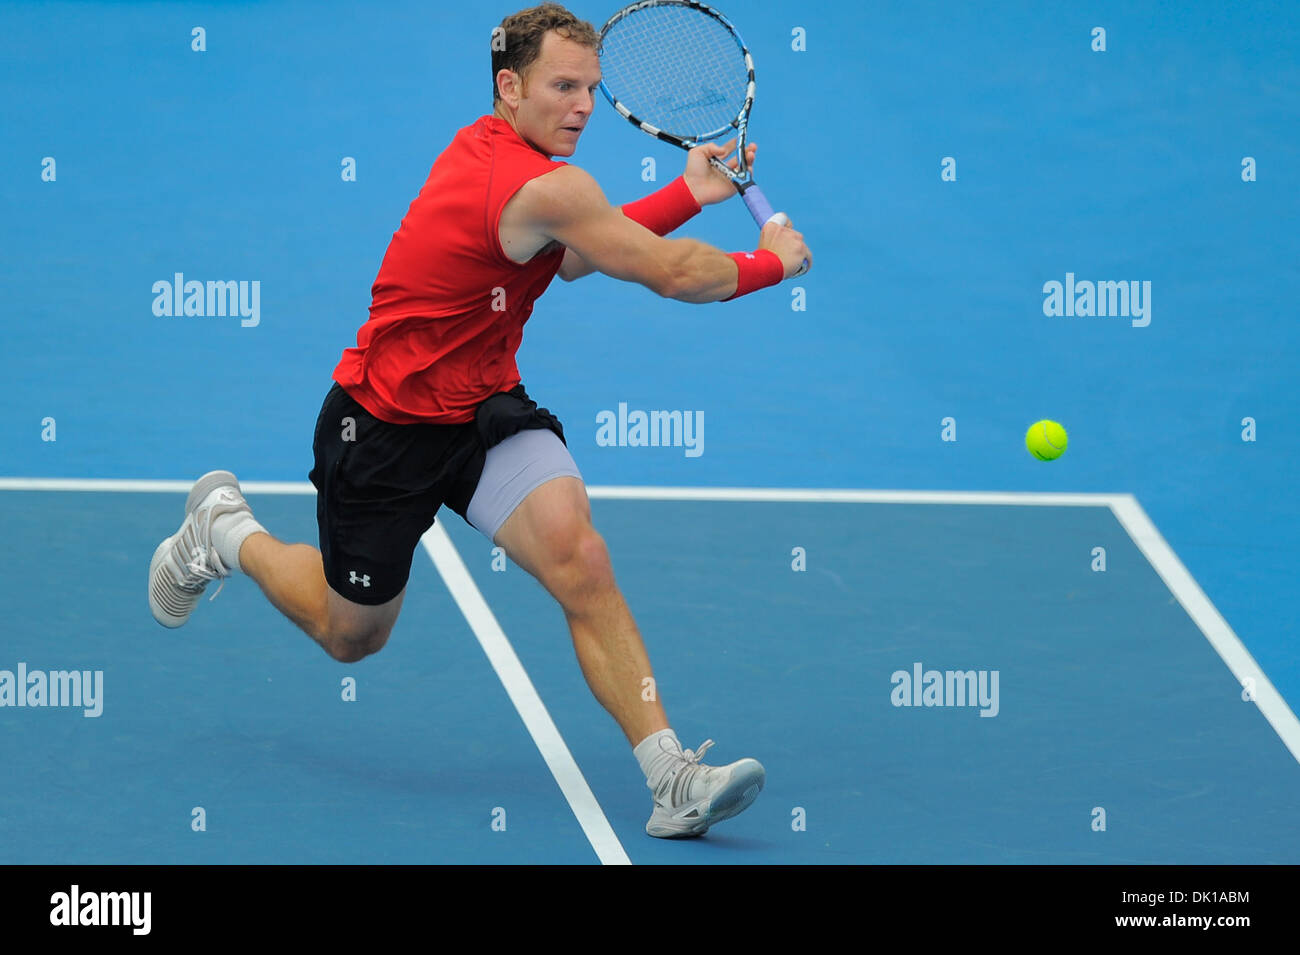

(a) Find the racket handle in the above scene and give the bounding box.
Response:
[739,182,777,227]
[738,183,806,274]
[741,185,809,277]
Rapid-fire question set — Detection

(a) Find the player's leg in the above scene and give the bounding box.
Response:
[149,382,444,664]
[492,471,668,746]
[465,423,764,837]
[238,533,403,663]
[147,469,402,663]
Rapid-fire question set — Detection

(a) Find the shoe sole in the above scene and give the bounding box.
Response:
[149,471,242,628]
[149,535,188,628]
[648,759,766,839]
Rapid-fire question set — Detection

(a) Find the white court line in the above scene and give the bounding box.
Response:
[0,478,1121,506]
[0,477,316,495]
[586,486,1123,506]
[420,523,631,866]
[4,477,1296,768]
[1109,494,1300,766]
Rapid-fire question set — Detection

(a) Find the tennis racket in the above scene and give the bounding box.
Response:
[597,0,808,275]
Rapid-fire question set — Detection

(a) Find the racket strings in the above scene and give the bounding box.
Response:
[600,6,748,138]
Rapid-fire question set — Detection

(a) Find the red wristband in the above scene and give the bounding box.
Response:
[722,249,784,301]
[621,175,702,236]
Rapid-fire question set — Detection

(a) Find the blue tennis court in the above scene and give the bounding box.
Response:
[2,0,1297,865]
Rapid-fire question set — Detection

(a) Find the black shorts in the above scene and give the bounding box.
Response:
[307,381,566,606]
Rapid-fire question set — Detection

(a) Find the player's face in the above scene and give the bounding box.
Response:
[515,32,601,157]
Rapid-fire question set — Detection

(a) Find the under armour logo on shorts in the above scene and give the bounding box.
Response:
[349,571,371,587]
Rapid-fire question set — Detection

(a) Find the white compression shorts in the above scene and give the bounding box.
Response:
[465,426,584,543]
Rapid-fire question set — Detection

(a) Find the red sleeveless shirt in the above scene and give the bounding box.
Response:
[332,115,567,424]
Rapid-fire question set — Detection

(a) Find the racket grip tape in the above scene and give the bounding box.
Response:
[741,184,809,277]
[739,182,777,227]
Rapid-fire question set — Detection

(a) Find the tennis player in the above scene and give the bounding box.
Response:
[149,2,811,839]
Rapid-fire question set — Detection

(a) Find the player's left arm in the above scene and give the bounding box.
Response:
[558,139,756,282]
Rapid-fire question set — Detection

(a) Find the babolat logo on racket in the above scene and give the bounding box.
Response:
[671,89,728,112]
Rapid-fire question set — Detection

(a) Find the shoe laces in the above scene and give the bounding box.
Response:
[174,494,241,598]
[683,739,714,763]
[177,523,230,600]
[187,549,229,601]
[656,738,715,805]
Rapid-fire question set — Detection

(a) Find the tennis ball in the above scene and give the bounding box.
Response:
[1026,420,1068,460]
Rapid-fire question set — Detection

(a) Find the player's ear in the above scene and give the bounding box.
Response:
[497,68,520,106]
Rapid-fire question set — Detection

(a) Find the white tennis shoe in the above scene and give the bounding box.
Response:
[148,471,248,628]
[645,739,765,838]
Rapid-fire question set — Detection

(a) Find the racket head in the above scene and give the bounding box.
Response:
[597,0,755,152]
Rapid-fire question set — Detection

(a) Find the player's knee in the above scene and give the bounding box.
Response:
[575,527,612,576]
[556,526,614,594]
[322,622,391,663]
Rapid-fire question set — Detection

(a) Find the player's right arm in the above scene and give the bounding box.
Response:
[523,165,810,303]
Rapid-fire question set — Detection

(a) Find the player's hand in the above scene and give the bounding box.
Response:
[683,138,754,207]
[758,217,812,279]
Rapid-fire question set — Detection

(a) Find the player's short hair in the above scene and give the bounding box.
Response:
[492,3,600,103]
